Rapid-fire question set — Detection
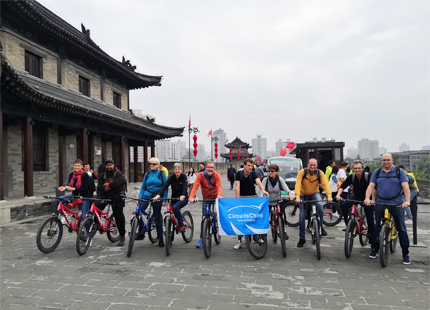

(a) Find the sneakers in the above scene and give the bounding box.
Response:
[321,227,327,236]
[233,240,242,250]
[284,231,289,240]
[297,239,306,247]
[333,212,339,217]
[118,236,125,247]
[196,238,203,248]
[135,233,145,240]
[178,226,186,232]
[402,255,411,265]
[405,219,413,225]
[369,249,379,258]
[158,239,165,247]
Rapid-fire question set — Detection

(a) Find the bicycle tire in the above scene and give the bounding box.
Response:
[344,219,356,258]
[379,224,389,268]
[322,202,342,226]
[106,213,120,243]
[36,216,63,254]
[148,214,157,243]
[270,209,277,243]
[313,219,321,260]
[245,234,267,260]
[213,213,221,245]
[127,217,138,257]
[390,219,397,253]
[76,217,94,256]
[284,202,300,227]
[164,216,173,256]
[181,211,194,243]
[359,213,369,246]
[202,218,212,258]
[277,216,287,258]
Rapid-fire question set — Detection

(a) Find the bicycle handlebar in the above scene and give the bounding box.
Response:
[74,196,111,203]
[191,198,216,203]
[43,196,73,201]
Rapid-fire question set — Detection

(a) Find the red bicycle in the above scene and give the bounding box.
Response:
[76,197,120,255]
[269,200,287,258]
[36,196,84,253]
[343,199,369,258]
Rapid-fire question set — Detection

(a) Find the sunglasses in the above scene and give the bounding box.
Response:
[269,170,277,173]
[149,163,157,166]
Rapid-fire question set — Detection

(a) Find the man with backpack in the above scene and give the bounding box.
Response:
[233,158,269,250]
[227,165,236,190]
[364,153,411,264]
[336,160,375,241]
[96,159,127,246]
[295,158,333,247]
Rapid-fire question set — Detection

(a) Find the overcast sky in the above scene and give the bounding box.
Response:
[39,0,430,154]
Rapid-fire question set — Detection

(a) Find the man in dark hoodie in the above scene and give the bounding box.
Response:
[97,159,126,246]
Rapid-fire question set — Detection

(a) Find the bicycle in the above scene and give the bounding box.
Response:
[300,200,323,260]
[376,202,400,268]
[342,199,369,258]
[125,197,157,257]
[269,200,287,257]
[76,197,121,255]
[245,199,269,260]
[36,196,84,253]
[196,198,221,259]
[284,200,342,227]
[162,198,194,256]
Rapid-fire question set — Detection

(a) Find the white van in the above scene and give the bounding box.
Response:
[266,157,303,195]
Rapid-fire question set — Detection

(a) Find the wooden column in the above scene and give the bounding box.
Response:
[24,117,34,197]
[144,142,148,175]
[151,142,155,158]
[134,146,138,183]
[57,57,62,85]
[120,137,125,173]
[81,128,88,163]
[58,129,63,186]
[0,112,4,200]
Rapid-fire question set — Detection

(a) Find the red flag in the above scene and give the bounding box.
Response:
[207,129,212,137]
[280,147,287,156]
[225,138,228,144]
[188,116,191,130]
[286,142,294,149]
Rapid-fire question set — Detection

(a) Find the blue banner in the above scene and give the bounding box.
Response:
[216,197,269,236]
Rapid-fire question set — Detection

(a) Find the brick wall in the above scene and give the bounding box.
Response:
[4,126,24,197]
[417,179,429,200]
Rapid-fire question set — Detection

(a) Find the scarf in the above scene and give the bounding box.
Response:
[269,175,279,188]
[69,169,84,189]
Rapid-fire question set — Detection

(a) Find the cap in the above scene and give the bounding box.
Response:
[105,159,114,164]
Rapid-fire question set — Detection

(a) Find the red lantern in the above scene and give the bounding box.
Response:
[193,149,198,157]
[193,135,197,142]
[193,143,198,149]
[215,154,218,159]
[193,135,198,157]
[230,148,232,152]
[246,153,249,158]
[214,143,218,148]
[230,155,233,160]
[215,148,218,153]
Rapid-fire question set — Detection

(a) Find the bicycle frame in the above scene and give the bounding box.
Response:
[57,202,82,230]
[134,203,153,232]
[383,208,398,241]
[88,203,115,232]
[350,204,367,235]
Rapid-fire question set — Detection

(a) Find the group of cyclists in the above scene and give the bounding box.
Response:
[57,153,413,264]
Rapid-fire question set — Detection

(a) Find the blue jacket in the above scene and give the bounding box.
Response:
[139,170,168,200]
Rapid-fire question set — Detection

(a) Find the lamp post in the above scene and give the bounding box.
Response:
[211,136,219,161]
[189,126,199,170]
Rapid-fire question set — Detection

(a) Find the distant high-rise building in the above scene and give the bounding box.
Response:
[347,147,358,158]
[212,129,227,162]
[423,145,430,150]
[155,139,182,162]
[197,143,205,162]
[252,135,267,159]
[358,138,379,159]
[379,147,387,155]
[399,143,410,152]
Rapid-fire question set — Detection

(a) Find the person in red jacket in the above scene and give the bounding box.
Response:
[189,161,223,248]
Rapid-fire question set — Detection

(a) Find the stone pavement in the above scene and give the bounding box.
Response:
[1,176,429,310]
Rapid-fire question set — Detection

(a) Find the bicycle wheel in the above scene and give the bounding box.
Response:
[107,213,120,243]
[284,202,300,227]
[127,217,138,257]
[76,217,94,256]
[36,216,63,254]
[359,213,369,246]
[270,209,277,243]
[344,219,356,258]
[390,220,397,253]
[213,214,221,245]
[164,216,173,256]
[379,224,389,268]
[245,234,267,260]
[181,211,194,243]
[322,202,342,226]
[313,219,321,260]
[148,214,157,243]
[202,218,212,258]
[277,216,287,258]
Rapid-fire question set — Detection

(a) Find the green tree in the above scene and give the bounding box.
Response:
[413,156,430,174]
[368,162,382,172]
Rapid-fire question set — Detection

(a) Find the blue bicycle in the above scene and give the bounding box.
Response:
[199,199,221,258]
[126,197,157,257]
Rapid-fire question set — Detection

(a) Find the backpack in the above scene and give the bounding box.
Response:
[228,167,235,176]
[143,170,164,194]
[374,166,403,200]
[302,168,321,183]
[239,170,254,182]
[351,172,370,185]
[103,170,126,193]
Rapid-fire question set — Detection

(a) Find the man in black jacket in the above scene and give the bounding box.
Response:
[97,159,126,246]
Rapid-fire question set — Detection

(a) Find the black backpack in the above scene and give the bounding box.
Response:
[228,167,235,176]
[351,172,371,184]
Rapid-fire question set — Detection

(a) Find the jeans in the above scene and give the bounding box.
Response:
[299,192,324,239]
[172,199,188,228]
[139,200,163,240]
[340,195,374,243]
[372,204,409,254]
[405,190,418,220]
[56,194,90,221]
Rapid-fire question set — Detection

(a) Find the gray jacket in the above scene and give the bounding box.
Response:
[259,177,293,204]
